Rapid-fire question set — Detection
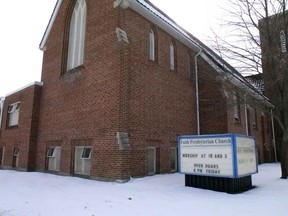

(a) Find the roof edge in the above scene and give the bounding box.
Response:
[130,0,201,52]
[39,0,63,51]
[5,82,44,97]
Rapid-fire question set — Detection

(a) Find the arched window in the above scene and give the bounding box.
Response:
[67,0,87,71]
[233,93,241,124]
[149,29,156,61]
[170,42,176,70]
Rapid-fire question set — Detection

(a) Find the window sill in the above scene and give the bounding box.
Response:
[234,120,241,126]
[169,69,178,73]
[6,125,19,129]
[61,65,84,82]
[148,58,158,63]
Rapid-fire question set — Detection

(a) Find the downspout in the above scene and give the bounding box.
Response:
[244,93,249,135]
[195,49,202,135]
[271,108,277,162]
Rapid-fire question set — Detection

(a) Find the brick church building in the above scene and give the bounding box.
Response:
[0,0,275,181]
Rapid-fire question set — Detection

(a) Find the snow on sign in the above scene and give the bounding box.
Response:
[178,134,258,178]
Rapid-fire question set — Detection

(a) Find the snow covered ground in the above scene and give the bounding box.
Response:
[0,163,286,216]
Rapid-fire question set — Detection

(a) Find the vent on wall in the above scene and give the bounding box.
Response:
[117,132,131,150]
[116,28,129,44]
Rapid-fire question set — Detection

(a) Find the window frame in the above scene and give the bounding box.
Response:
[13,147,20,157]
[7,102,20,127]
[233,94,241,124]
[169,42,175,71]
[81,147,91,159]
[47,147,56,158]
[65,0,87,73]
[149,29,156,61]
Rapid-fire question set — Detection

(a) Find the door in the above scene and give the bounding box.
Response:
[148,147,156,175]
[0,147,3,166]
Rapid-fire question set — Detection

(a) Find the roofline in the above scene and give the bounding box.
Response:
[38,0,272,108]
[130,1,272,107]
[5,82,43,97]
[129,0,200,52]
[39,0,63,51]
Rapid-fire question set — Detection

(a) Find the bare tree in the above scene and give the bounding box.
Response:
[210,0,288,178]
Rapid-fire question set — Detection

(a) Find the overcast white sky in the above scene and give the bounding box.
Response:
[0,0,226,96]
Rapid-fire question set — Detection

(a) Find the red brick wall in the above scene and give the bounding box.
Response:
[0,84,42,170]
[37,1,197,180]
[123,9,197,176]
[34,0,275,180]
[37,0,124,179]
[198,61,228,135]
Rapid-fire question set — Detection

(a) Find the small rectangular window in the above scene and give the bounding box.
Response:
[13,147,20,157]
[47,147,61,172]
[149,29,155,61]
[170,43,175,70]
[74,146,91,175]
[47,147,55,157]
[81,148,91,159]
[8,102,20,127]
[233,94,241,124]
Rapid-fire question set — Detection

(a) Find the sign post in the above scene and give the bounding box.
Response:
[178,134,257,193]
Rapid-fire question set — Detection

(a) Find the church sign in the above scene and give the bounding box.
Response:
[178,134,257,178]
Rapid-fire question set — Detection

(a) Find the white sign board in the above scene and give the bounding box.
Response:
[236,136,257,176]
[178,134,257,178]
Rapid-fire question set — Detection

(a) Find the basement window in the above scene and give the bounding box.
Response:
[47,147,61,172]
[13,147,20,157]
[47,147,55,157]
[81,147,91,159]
[74,146,92,175]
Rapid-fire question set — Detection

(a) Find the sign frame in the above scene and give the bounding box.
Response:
[178,134,258,178]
